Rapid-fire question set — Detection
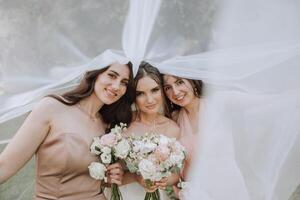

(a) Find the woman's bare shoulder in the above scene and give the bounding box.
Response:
[32,96,70,118]
[161,116,180,139]
[37,96,66,109]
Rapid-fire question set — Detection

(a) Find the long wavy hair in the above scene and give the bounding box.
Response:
[163,75,203,113]
[134,61,171,118]
[48,62,135,132]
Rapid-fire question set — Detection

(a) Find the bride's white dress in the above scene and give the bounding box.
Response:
[119,183,169,200]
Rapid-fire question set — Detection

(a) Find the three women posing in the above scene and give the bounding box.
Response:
[0,61,202,200]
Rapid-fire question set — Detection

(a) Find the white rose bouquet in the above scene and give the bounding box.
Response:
[125,133,186,200]
[88,123,130,200]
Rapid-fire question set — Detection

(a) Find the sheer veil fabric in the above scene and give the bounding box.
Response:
[0,0,299,200]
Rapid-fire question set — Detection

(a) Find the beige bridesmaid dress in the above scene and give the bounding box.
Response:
[34,131,106,200]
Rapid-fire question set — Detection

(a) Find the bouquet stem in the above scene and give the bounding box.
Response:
[110,183,123,200]
[144,190,160,200]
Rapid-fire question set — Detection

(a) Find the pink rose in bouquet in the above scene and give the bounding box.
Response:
[154,144,171,162]
[100,133,117,147]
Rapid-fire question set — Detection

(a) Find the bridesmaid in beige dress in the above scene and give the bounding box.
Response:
[0,62,135,200]
[162,74,203,198]
[120,62,181,200]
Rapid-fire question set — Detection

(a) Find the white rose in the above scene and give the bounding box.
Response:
[114,139,131,159]
[132,140,143,152]
[161,160,172,169]
[88,162,107,180]
[140,142,157,154]
[111,126,122,135]
[159,134,171,145]
[169,152,185,166]
[90,137,102,155]
[101,153,112,164]
[174,141,186,152]
[138,159,159,181]
[101,146,112,154]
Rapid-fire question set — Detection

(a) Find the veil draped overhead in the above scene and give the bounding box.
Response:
[0,0,299,200]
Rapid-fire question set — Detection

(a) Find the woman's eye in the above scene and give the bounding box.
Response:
[152,87,160,93]
[176,80,184,85]
[164,86,170,91]
[121,81,128,86]
[108,73,117,79]
[136,92,144,96]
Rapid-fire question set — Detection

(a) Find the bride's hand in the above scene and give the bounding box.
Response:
[106,162,124,185]
[136,175,158,192]
[154,177,168,190]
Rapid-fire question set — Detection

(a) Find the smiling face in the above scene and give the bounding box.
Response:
[163,75,196,107]
[135,76,163,115]
[94,62,130,105]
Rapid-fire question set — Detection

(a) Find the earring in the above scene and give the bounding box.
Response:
[158,104,164,115]
[132,103,139,112]
[194,87,199,96]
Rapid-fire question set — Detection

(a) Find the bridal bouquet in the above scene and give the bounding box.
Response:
[125,133,186,200]
[88,123,130,200]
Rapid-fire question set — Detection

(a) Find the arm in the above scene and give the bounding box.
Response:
[0,98,54,183]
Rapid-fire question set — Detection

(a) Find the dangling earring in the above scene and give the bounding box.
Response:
[194,87,199,96]
[158,104,164,115]
[170,101,174,109]
[132,103,140,115]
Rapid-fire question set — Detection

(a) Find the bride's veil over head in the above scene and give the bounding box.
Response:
[0,0,299,200]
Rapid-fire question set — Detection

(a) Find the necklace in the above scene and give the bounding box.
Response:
[76,103,100,122]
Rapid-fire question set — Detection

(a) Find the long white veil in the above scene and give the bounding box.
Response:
[0,0,299,200]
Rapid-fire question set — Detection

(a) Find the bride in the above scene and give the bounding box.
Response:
[119,61,180,200]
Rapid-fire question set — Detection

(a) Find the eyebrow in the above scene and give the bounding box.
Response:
[108,70,129,81]
[163,78,180,86]
[152,86,160,90]
[175,78,182,84]
[108,70,120,76]
[135,90,143,93]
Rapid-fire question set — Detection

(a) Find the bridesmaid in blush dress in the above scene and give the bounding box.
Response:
[162,74,203,198]
[0,62,135,200]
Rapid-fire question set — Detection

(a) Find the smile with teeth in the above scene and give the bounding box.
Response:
[105,88,117,97]
[174,95,185,101]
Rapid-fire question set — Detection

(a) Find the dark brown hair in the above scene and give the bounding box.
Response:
[134,61,170,118]
[163,75,203,113]
[48,62,135,132]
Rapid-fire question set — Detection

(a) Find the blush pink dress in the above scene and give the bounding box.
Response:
[176,108,198,179]
[34,131,106,200]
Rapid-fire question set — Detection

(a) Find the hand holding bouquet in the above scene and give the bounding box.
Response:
[88,123,130,200]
